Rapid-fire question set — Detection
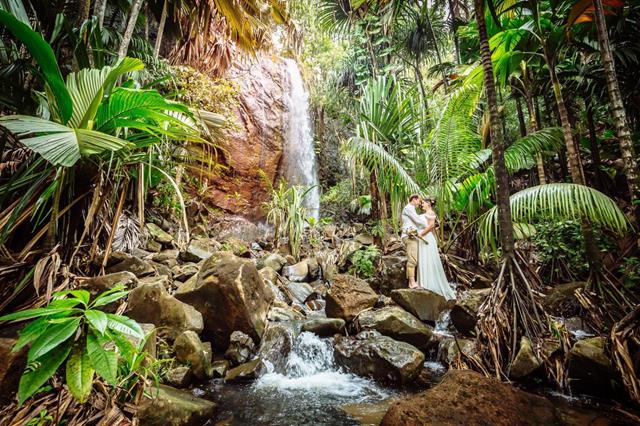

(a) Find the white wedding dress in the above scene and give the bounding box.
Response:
[417,212,456,300]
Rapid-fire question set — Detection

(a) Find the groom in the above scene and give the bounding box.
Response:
[401,194,430,289]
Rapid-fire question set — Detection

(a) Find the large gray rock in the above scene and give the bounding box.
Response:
[438,337,477,365]
[172,263,199,282]
[267,305,304,322]
[381,370,559,426]
[302,318,345,337]
[152,250,180,267]
[510,337,542,379]
[568,336,615,395]
[356,307,433,350]
[137,384,216,426]
[225,331,256,366]
[286,281,314,304]
[545,282,585,316]
[174,331,212,379]
[147,223,174,245]
[175,252,274,349]
[450,288,491,335]
[107,255,155,277]
[377,255,406,295]
[326,274,378,321]
[79,271,138,294]
[164,366,192,388]
[282,260,309,282]
[126,282,203,338]
[224,358,264,382]
[180,238,219,262]
[390,289,454,322]
[334,332,425,385]
[258,322,298,373]
[261,253,287,273]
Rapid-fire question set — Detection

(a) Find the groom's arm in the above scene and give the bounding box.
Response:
[405,207,427,229]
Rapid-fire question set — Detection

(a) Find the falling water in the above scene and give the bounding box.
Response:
[282,59,320,220]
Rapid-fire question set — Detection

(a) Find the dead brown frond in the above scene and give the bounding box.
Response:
[610,306,640,404]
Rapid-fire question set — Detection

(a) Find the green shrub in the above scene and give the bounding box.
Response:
[349,245,379,279]
[0,285,148,405]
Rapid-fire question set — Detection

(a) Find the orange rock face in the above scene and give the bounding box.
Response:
[204,54,287,219]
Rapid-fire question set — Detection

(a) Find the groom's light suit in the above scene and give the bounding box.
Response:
[401,204,427,280]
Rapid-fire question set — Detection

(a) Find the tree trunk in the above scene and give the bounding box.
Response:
[413,57,430,118]
[370,170,383,246]
[94,0,108,27]
[586,99,603,190]
[475,0,515,256]
[154,0,168,58]
[78,0,91,26]
[593,0,640,214]
[449,0,461,64]
[522,76,546,185]
[117,0,144,60]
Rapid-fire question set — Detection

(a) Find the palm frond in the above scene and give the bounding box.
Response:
[478,183,629,248]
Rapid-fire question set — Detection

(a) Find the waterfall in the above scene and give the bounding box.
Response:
[282,58,320,220]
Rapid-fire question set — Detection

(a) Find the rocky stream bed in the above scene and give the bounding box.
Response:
[3,216,637,425]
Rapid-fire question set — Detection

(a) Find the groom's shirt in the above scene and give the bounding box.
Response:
[401,204,427,238]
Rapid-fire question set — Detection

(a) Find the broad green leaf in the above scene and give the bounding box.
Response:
[86,331,118,384]
[13,317,49,352]
[0,116,130,167]
[0,305,74,322]
[18,341,72,405]
[0,0,30,25]
[0,11,72,123]
[105,314,143,339]
[52,290,90,306]
[66,57,144,128]
[66,344,94,403]
[28,317,80,361]
[85,310,108,334]
[90,290,129,308]
[90,283,126,304]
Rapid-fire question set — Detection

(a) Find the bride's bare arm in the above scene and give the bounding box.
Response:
[419,216,435,237]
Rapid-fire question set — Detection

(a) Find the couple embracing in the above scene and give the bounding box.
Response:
[401,194,456,301]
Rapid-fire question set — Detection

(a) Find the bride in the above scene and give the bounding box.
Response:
[416,198,456,300]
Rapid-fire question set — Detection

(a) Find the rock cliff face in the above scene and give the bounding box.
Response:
[204,54,287,219]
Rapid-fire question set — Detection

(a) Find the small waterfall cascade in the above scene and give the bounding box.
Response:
[282,59,320,220]
[254,332,386,398]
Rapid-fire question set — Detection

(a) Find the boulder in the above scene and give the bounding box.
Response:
[146,239,162,253]
[0,332,27,402]
[381,370,559,426]
[390,289,453,323]
[172,263,199,282]
[450,288,491,335]
[377,255,406,295]
[107,255,155,277]
[164,366,192,388]
[152,250,180,268]
[568,336,615,395]
[286,281,314,304]
[79,271,138,294]
[334,332,425,385]
[301,318,345,337]
[438,338,477,365]
[126,282,203,338]
[267,305,304,322]
[224,358,264,382]
[137,384,216,426]
[174,331,212,379]
[175,252,274,348]
[509,337,542,379]
[211,360,230,378]
[545,282,585,316]
[258,322,297,373]
[180,238,219,263]
[224,331,256,366]
[282,261,309,282]
[210,216,262,243]
[261,253,287,273]
[356,307,433,350]
[147,223,173,245]
[138,275,172,292]
[326,274,378,322]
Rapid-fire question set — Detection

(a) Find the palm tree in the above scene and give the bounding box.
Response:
[592,0,639,215]
[117,0,145,59]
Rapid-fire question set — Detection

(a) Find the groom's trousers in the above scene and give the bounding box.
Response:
[403,236,418,280]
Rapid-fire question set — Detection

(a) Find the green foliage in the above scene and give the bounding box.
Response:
[620,257,640,290]
[349,245,379,279]
[532,220,591,280]
[0,285,146,405]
